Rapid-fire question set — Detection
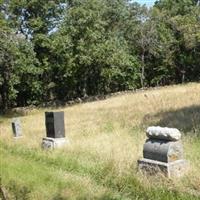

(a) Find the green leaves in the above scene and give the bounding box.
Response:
[0,29,41,110]
[0,0,199,110]
[53,0,140,96]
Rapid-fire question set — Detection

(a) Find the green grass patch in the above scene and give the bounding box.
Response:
[1,141,200,200]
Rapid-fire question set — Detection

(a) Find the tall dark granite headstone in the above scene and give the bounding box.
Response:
[42,111,68,149]
[45,111,65,138]
[12,118,22,137]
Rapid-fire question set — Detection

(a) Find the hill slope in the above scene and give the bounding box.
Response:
[1,83,200,199]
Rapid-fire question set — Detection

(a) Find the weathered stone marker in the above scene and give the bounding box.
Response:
[11,118,22,138]
[42,111,68,149]
[138,126,189,178]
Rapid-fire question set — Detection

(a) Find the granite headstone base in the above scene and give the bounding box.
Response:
[13,135,23,139]
[42,137,69,149]
[138,158,189,178]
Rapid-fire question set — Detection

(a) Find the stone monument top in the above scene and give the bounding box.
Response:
[146,126,181,141]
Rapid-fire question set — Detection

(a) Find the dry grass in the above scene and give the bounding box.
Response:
[0,83,200,199]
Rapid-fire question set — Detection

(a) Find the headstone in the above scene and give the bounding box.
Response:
[11,118,22,138]
[138,126,189,178]
[45,112,65,138]
[42,111,68,149]
[143,139,183,163]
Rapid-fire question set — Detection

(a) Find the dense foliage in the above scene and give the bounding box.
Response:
[0,0,200,111]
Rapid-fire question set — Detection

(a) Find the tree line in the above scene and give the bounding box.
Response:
[0,0,200,112]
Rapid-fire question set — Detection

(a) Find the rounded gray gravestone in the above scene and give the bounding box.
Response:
[138,126,189,178]
[12,118,22,137]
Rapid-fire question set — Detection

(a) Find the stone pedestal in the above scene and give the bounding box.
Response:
[138,126,189,178]
[42,137,68,150]
[12,118,22,138]
[138,158,189,178]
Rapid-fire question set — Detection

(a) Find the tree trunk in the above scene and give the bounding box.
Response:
[140,51,145,88]
[0,86,8,113]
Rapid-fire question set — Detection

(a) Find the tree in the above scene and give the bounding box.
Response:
[155,0,200,82]
[51,0,140,100]
[0,0,199,110]
[0,28,40,112]
[124,4,176,87]
[2,0,66,101]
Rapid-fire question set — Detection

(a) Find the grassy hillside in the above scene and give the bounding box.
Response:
[0,83,200,200]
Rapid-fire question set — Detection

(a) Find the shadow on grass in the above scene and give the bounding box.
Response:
[142,105,200,136]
